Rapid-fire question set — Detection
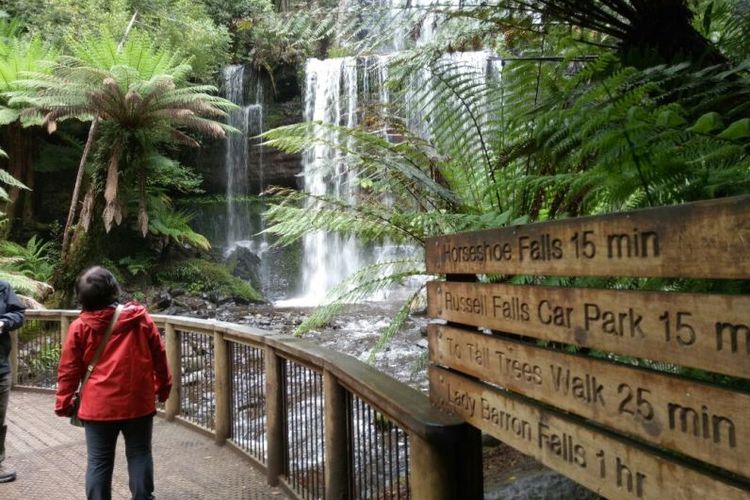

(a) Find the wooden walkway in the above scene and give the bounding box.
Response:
[2,390,287,499]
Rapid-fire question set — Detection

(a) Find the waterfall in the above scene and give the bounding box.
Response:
[224,65,255,245]
[223,65,266,245]
[294,57,363,303]
[285,2,497,305]
[220,65,279,297]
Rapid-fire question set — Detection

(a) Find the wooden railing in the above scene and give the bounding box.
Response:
[10,310,480,499]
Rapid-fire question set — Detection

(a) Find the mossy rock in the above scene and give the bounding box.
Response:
[156,258,264,303]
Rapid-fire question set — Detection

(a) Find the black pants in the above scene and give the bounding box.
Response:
[0,371,9,463]
[84,414,155,500]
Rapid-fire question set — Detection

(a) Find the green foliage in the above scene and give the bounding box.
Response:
[27,342,61,373]
[0,14,23,42]
[12,29,235,244]
[4,0,229,79]
[204,0,274,26]
[0,234,55,298]
[156,258,263,302]
[145,154,203,194]
[62,28,193,83]
[0,35,56,125]
[0,167,28,205]
[229,4,330,82]
[0,32,53,211]
[118,254,153,276]
[146,195,211,251]
[696,0,750,63]
[0,235,56,281]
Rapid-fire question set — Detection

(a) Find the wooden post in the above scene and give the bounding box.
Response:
[265,347,285,486]
[409,425,482,500]
[324,370,350,499]
[9,330,18,387]
[60,315,71,346]
[164,323,181,421]
[213,329,231,445]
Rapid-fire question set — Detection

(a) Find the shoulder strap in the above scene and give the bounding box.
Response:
[80,304,124,390]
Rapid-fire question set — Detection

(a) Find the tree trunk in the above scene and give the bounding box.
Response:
[275,0,289,12]
[61,117,99,257]
[540,1,726,69]
[4,122,34,236]
[619,1,726,68]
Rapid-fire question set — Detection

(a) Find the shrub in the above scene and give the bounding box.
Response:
[157,258,263,303]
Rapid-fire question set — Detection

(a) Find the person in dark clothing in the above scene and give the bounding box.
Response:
[0,281,27,484]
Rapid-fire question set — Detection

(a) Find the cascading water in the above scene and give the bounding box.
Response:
[286,1,498,304]
[223,65,265,246]
[220,64,283,297]
[294,57,363,303]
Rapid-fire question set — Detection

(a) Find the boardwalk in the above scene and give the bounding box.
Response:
[3,390,287,499]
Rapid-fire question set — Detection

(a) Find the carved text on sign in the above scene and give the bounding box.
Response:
[430,325,749,477]
[426,196,750,278]
[431,368,748,500]
[427,282,750,378]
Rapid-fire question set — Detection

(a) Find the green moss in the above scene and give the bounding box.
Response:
[156,258,264,303]
[326,46,353,59]
[264,98,303,129]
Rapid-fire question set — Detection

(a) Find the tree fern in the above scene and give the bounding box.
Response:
[11,30,237,239]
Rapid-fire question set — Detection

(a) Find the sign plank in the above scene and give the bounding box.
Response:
[426,281,750,379]
[430,367,750,500]
[430,325,750,478]
[425,196,750,279]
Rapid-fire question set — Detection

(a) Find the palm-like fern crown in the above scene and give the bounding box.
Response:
[5,29,238,241]
[64,30,192,82]
[11,29,236,141]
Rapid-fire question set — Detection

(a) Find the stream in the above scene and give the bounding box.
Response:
[159,293,430,393]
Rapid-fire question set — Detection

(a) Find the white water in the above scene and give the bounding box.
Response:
[223,65,265,246]
[221,65,278,298]
[279,0,502,306]
[283,58,363,305]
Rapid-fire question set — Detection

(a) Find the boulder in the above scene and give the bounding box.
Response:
[152,291,172,310]
[225,246,263,291]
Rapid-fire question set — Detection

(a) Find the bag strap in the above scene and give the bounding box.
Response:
[80,304,124,391]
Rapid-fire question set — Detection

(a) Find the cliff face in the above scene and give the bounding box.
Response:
[188,64,304,195]
[190,132,302,195]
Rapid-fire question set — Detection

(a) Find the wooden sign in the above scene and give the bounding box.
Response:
[430,325,750,478]
[431,367,750,499]
[426,281,750,379]
[426,196,750,279]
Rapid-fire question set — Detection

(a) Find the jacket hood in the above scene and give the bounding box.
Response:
[78,301,148,331]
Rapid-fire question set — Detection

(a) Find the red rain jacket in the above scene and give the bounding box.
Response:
[55,302,172,421]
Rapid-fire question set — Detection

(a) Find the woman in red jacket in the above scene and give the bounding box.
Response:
[55,266,172,500]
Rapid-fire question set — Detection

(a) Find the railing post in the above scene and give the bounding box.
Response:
[324,370,350,499]
[60,314,71,345]
[213,328,231,445]
[409,424,483,499]
[9,330,18,387]
[164,322,181,421]
[265,347,285,487]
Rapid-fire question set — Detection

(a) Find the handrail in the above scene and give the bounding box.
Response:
[11,309,478,499]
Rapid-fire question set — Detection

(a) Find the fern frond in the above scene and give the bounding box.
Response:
[295,258,426,335]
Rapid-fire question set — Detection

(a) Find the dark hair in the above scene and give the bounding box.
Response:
[75,266,120,311]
